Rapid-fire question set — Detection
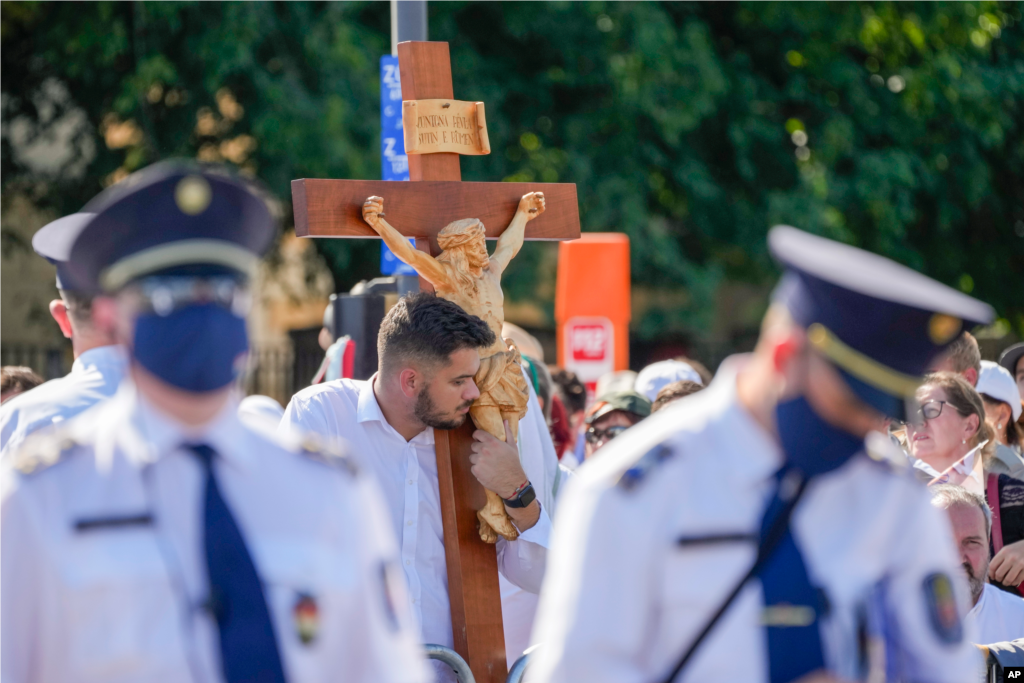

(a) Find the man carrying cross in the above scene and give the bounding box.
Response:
[289,41,579,680]
[280,290,551,681]
[362,191,546,543]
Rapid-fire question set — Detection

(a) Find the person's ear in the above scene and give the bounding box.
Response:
[318,327,334,352]
[964,413,980,442]
[771,331,802,375]
[995,402,1012,429]
[962,367,979,387]
[48,299,74,339]
[399,368,420,399]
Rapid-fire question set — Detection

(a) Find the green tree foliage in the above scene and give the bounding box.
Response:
[3,1,1022,342]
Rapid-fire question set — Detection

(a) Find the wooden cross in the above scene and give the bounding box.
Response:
[292,41,580,683]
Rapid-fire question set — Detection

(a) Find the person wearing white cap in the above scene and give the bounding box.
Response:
[633,359,703,403]
[977,360,1024,479]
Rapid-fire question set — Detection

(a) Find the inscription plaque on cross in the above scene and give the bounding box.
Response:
[292,41,580,683]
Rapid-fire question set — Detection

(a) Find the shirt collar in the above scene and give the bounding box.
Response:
[112,382,249,469]
[995,442,1024,471]
[357,375,386,424]
[71,344,128,376]
[356,374,434,445]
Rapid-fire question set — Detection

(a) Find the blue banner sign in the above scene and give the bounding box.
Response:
[379,55,416,275]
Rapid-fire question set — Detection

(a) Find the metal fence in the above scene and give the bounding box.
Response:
[243,327,325,405]
[2,333,323,408]
[0,343,73,381]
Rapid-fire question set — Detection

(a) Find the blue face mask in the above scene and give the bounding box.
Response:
[132,303,248,392]
[774,396,864,478]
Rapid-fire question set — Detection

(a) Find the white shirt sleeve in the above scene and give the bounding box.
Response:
[279,392,331,441]
[496,505,552,594]
[883,484,984,681]
[528,475,662,683]
[2,474,43,683]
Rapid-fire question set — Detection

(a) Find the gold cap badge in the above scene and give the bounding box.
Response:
[928,313,962,345]
[175,175,212,215]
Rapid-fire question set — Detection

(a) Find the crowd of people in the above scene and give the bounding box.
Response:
[1,159,1023,682]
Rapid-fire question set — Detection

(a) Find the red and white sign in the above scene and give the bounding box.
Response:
[564,316,615,396]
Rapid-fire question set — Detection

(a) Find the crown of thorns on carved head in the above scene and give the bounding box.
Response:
[437,219,485,251]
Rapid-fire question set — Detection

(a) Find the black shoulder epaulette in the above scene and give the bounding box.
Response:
[12,432,81,475]
[615,443,674,491]
[297,434,358,477]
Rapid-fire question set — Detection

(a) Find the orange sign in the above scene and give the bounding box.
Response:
[556,234,630,396]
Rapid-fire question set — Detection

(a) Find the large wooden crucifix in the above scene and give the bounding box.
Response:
[291,41,579,683]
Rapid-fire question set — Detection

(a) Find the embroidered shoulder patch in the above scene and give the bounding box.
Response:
[616,443,673,491]
[12,432,80,475]
[297,434,358,477]
[922,572,963,645]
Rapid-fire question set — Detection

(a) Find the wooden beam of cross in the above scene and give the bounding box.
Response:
[292,41,580,683]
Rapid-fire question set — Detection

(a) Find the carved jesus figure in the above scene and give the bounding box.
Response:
[362,192,546,543]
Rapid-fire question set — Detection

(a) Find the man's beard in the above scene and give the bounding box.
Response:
[414,387,473,430]
[963,561,986,604]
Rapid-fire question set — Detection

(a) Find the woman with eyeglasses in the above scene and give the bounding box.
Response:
[907,371,1024,596]
[906,372,994,488]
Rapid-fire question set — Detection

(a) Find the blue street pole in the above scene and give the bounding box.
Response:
[381,1,426,296]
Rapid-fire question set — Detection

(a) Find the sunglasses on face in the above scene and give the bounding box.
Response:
[585,425,629,445]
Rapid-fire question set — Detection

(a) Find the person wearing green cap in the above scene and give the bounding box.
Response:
[583,390,651,459]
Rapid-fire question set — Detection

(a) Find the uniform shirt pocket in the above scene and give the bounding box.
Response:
[59,527,190,682]
[252,539,359,680]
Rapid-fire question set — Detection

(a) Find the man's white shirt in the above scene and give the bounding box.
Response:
[968,584,1024,645]
[529,356,982,683]
[499,381,569,666]
[1,344,128,457]
[279,376,552,664]
[2,383,428,683]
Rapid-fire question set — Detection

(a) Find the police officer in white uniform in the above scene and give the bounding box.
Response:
[1,163,429,683]
[529,226,993,683]
[0,213,128,457]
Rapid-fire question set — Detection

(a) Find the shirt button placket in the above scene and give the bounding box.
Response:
[400,443,421,617]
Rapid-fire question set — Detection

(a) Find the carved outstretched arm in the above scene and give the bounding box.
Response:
[362,196,450,288]
[491,192,545,274]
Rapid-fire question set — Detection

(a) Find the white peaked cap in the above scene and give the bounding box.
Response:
[977,360,1022,422]
[635,360,703,402]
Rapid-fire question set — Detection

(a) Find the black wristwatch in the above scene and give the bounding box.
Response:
[503,482,536,508]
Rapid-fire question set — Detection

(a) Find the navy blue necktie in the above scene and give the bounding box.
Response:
[188,444,286,683]
[757,466,827,683]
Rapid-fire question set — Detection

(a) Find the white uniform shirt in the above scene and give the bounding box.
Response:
[968,584,1024,645]
[279,378,552,661]
[2,383,428,683]
[1,344,128,458]
[500,383,570,666]
[529,356,982,683]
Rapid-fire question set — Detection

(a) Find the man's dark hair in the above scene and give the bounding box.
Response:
[652,380,704,413]
[550,367,586,415]
[1,366,44,395]
[58,289,95,328]
[378,292,495,375]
